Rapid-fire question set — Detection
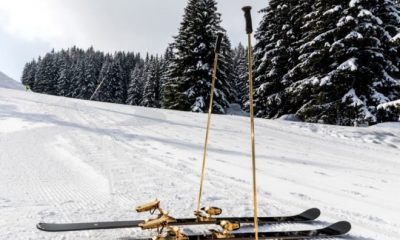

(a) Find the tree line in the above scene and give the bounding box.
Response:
[22,0,400,125]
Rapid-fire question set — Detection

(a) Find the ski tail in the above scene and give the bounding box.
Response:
[36,220,142,232]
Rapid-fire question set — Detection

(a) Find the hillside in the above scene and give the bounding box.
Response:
[0,71,23,90]
[0,88,399,240]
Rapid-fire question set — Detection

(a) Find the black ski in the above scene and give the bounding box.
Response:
[159,221,351,240]
[37,208,320,232]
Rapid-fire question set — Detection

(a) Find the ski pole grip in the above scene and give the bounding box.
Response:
[215,32,224,54]
[242,6,253,34]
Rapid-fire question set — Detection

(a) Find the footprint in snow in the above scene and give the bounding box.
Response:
[314,171,328,176]
[62,200,75,205]
[290,192,313,201]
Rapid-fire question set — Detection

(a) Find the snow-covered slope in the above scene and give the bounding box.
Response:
[0,71,24,90]
[0,88,399,240]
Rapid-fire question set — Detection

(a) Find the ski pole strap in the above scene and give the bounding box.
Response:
[242,6,253,34]
[215,32,224,54]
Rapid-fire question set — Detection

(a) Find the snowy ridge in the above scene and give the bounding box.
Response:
[0,88,399,240]
[0,71,23,90]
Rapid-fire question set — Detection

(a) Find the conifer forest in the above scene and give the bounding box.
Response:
[21,0,400,126]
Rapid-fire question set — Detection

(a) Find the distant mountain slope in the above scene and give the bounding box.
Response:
[0,71,24,90]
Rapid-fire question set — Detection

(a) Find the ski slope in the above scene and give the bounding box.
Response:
[0,87,399,240]
[0,71,23,90]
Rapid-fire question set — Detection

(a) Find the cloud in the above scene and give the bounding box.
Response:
[0,1,72,43]
[0,0,265,53]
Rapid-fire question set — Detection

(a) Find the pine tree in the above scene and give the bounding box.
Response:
[254,0,313,118]
[70,58,86,98]
[127,64,145,105]
[159,47,175,104]
[163,0,234,113]
[56,50,72,96]
[220,37,238,104]
[94,56,125,104]
[232,43,248,108]
[21,60,37,89]
[33,51,59,94]
[79,48,101,99]
[254,0,400,125]
[142,57,162,108]
[286,0,400,125]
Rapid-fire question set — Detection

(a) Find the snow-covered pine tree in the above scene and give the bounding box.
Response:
[70,48,92,99]
[220,37,238,104]
[254,0,400,125]
[32,50,59,94]
[114,52,130,101]
[142,57,162,108]
[122,52,138,81]
[70,58,86,98]
[56,50,72,96]
[379,0,400,83]
[159,46,174,103]
[127,64,145,106]
[68,47,85,98]
[253,0,313,118]
[283,0,400,125]
[94,56,125,104]
[232,43,248,108]
[21,60,37,89]
[162,0,234,113]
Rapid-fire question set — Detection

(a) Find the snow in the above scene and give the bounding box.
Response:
[225,104,248,117]
[0,71,24,90]
[372,89,390,104]
[323,5,342,15]
[342,89,376,122]
[345,31,363,40]
[357,10,383,25]
[377,99,400,110]
[349,0,361,8]
[392,33,400,42]
[1,88,400,239]
[192,96,205,112]
[277,114,301,122]
[338,58,358,72]
[342,89,363,106]
[337,16,355,27]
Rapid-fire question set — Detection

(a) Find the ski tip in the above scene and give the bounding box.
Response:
[326,221,352,235]
[299,208,321,220]
[36,223,46,231]
[37,223,56,232]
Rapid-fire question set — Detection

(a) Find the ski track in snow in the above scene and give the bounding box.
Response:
[0,87,399,240]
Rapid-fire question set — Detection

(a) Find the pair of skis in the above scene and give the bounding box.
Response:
[37,207,351,239]
[37,6,352,240]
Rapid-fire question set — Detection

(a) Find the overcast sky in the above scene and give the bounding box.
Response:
[0,0,266,81]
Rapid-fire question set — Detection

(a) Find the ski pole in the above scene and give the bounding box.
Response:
[90,79,106,101]
[242,6,259,240]
[196,32,224,214]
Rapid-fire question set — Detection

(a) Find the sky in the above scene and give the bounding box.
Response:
[0,0,266,81]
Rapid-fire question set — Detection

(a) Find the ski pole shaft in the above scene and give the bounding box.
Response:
[90,79,106,101]
[197,33,224,213]
[242,6,259,240]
